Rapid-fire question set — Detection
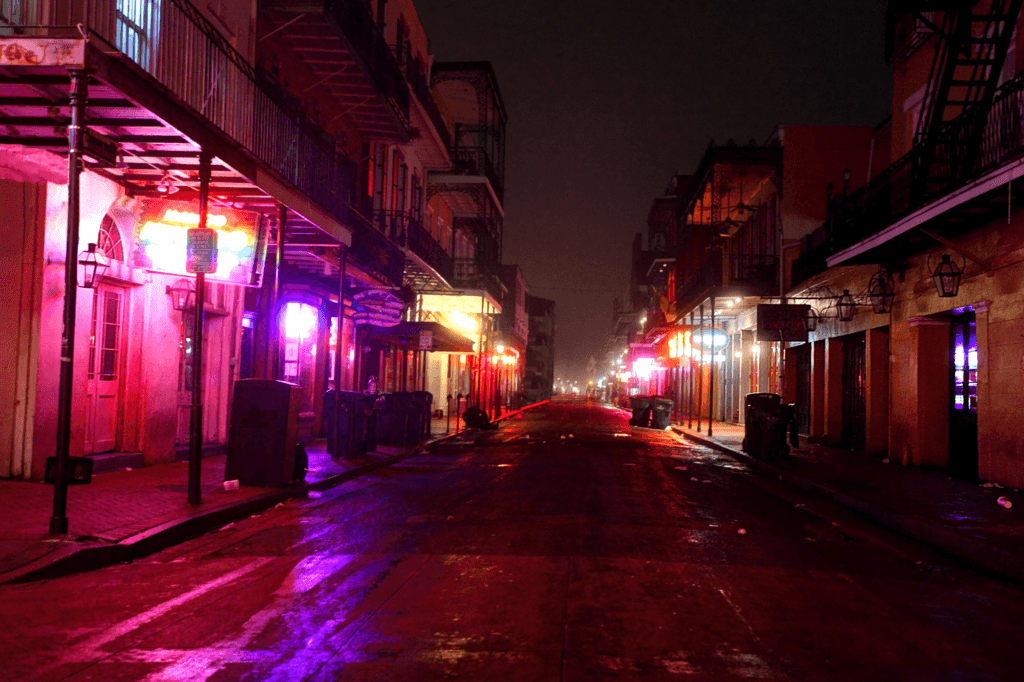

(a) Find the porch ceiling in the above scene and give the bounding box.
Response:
[0,63,340,242]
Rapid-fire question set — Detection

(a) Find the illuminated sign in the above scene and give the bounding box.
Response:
[353,289,404,327]
[693,327,729,349]
[130,200,265,286]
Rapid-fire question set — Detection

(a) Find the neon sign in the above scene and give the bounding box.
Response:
[130,200,264,285]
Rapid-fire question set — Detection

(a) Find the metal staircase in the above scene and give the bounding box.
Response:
[913,0,1024,198]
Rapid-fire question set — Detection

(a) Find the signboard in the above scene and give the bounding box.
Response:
[353,289,404,327]
[130,199,264,286]
[419,330,433,350]
[756,304,810,342]
[186,228,218,273]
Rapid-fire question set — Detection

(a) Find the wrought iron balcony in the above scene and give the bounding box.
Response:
[676,250,778,313]
[451,143,504,203]
[372,210,454,284]
[453,257,503,303]
[349,209,405,288]
[794,68,1024,283]
[1,0,361,239]
[394,39,452,153]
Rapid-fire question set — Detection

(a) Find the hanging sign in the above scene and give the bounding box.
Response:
[130,199,264,285]
[186,228,218,273]
[352,289,404,327]
[419,329,433,350]
[756,304,810,342]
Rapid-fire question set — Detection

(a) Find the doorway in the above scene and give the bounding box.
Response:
[85,284,126,454]
[794,343,811,435]
[949,312,978,481]
[841,333,866,450]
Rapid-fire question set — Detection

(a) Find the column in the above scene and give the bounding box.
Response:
[809,340,825,442]
[823,337,843,445]
[738,330,753,424]
[864,327,890,456]
[974,301,993,479]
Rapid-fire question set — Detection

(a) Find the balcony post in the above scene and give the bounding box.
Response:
[709,295,715,437]
[697,304,704,433]
[49,69,87,535]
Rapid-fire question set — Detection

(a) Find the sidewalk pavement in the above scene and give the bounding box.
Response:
[0,400,548,586]
[672,419,1024,583]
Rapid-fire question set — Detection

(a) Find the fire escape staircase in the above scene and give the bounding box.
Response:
[913,1,1024,198]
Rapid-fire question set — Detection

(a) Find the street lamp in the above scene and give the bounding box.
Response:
[166,278,197,311]
[77,243,108,289]
[931,254,963,298]
[804,307,819,332]
[868,268,896,314]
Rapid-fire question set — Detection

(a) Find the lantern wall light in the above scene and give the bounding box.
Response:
[931,253,964,298]
[78,243,108,289]
[166,278,196,311]
[868,267,897,314]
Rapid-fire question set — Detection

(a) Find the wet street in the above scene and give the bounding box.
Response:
[4,398,1024,681]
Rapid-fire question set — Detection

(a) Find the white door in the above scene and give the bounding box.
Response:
[85,285,125,454]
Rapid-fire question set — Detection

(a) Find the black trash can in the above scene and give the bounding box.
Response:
[411,391,433,442]
[629,395,652,427]
[375,393,409,447]
[743,393,792,460]
[324,389,339,456]
[363,393,381,453]
[650,396,674,430]
[226,379,300,486]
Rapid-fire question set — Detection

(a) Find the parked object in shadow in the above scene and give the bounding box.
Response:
[463,405,498,430]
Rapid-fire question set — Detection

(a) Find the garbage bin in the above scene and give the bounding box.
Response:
[629,395,652,427]
[743,393,793,460]
[226,379,300,486]
[375,393,410,447]
[650,396,674,430]
[324,389,339,456]
[411,391,433,442]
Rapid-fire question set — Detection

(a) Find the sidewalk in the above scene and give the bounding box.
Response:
[0,400,548,586]
[0,441,425,585]
[673,419,1024,582]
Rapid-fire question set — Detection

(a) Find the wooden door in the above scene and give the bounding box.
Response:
[85,285,125,454]
[841,333,866,451]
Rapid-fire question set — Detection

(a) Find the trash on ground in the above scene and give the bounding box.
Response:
[702,479,711,483]
[737,529,747,535]
[223,480,240,491]
[998,496,1012,509]
[124,467,132,472]
[881,458,890,464]
[674,466,687,471]
[560,435,566,440]
[691,477,699,482]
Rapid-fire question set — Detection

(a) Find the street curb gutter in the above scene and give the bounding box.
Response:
[674,427,1024,584]
[1,401,552,586]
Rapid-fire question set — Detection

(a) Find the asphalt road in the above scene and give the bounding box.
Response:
[4,397,1024,681]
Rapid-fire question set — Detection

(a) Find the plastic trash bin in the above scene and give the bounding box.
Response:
[629,395,652,427]
[411,391,433,442]
[226,379,300,486]
[375,393,410,447]
[650,396,674,430]
[743,393,793,460]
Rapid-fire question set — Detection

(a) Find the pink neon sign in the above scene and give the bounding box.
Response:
[130,200,265,285]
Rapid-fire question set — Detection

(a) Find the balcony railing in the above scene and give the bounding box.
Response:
[373,210,454,284]
[2,0,360,236]
[453,257,503,302]
[349,209,405,288]
[676,250,778,311]
[451,145,504,202]
[326,0,410,127]
[394,39,451,152]
[814,68,1024,260]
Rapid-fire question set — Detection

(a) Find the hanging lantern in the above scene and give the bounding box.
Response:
[836,289,857,322]
[931,254,963,298]
[166,278,196,311]
[77,243,108,289]
[804,307,819,332]
[868,268,896,314]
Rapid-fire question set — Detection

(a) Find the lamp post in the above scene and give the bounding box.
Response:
[49,70,87,535]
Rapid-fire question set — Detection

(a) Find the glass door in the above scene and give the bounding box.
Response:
[949,312,978,480]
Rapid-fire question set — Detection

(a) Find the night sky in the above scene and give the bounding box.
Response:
[416,0,893,385]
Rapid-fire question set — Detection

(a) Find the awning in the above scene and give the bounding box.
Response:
[364,321,475,353]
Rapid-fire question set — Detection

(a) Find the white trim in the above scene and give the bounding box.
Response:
[828,157,1024,267]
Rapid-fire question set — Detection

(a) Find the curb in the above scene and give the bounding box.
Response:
[1,427,474,586]
[674,426,1024,584]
